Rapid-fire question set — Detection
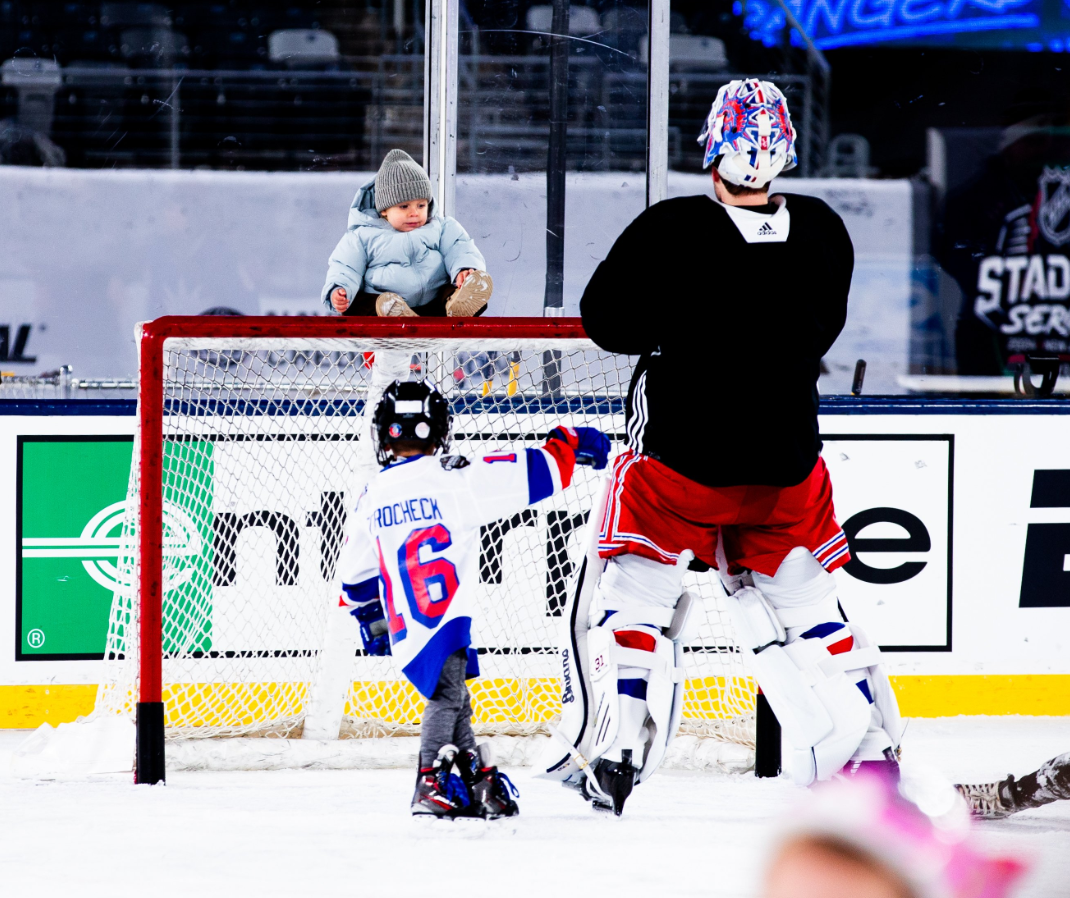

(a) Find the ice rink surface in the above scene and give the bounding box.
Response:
[3,717,1070,898]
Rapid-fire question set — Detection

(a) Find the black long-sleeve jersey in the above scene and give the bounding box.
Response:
[580,193,854,488]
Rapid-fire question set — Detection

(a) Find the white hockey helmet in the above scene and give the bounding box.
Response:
[698,78,797,188]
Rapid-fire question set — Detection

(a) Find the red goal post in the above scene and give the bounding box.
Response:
[130,316,757,784]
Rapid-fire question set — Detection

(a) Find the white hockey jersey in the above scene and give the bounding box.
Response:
[337,441,579,698]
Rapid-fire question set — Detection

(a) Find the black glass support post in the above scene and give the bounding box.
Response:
[543,0,569,314]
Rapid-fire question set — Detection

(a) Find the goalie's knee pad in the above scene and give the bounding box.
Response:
[729,547,903,786]
[585,615,687,782]
[539,553,694,786]
[585,556,697,782]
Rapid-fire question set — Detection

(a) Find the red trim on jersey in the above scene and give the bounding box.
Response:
[541,439,576,488]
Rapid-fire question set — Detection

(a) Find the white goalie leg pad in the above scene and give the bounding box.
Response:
[724,586,870,786]
[583,554,693,780]
[539,545,692,784]
[736,547,903,782]
[586,618,685,780]
[537,478,610,783]
[837,622,904,761]
[754,547,904,764]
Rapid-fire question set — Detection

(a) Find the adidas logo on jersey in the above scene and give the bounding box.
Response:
[757,222,777,236]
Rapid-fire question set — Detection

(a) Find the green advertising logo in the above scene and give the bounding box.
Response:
[18,436,215,660]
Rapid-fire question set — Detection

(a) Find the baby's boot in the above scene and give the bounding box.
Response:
[446,271,493,317]
[376,292,419,317]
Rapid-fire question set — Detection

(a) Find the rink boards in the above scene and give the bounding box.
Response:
[2,396,1070,726]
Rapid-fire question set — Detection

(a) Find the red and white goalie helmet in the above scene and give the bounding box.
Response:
[698,78,797,188]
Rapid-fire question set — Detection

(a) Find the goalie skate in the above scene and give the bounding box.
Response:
[955,779,1015,819]
[584,751,638,816]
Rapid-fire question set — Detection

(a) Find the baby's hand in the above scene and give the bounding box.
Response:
[455,269,472,288]
[330,287,349,313]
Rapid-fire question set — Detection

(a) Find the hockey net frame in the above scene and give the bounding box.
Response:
[112,316,755,782]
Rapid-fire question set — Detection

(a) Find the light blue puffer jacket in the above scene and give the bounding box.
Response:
[321,179,486,311]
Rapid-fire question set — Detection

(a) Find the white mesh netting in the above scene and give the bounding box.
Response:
[92,335,756,751]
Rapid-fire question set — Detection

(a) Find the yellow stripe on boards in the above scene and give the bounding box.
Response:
[0,684,97,727]
[7,675,1070,729]
[889,675,1070,717]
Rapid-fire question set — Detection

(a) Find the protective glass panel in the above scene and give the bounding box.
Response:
[658,0,1070,397]
[457,1,650,316]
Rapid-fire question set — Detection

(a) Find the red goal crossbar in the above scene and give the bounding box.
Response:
[134,316,588,784]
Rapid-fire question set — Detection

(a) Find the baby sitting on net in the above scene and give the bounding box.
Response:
[322,149,492,317]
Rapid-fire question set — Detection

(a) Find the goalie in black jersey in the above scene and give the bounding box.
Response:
[540,79,903,815]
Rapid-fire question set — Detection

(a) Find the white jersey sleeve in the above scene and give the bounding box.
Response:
[444,442,578,530]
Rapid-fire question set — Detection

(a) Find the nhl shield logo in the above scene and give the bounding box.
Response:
[1038,167,1070,247]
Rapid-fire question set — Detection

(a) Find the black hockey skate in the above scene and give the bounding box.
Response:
[411,744,469,819]
[586,750,638,817]
[458,744,520,819]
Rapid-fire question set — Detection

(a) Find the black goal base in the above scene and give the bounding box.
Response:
[135,701,166,785]
[754,691,782,778]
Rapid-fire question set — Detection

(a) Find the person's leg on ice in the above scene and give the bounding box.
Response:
[412,650,473,818]
[412,648,519,819]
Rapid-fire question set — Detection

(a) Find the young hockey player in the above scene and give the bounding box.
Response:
[336,379,610,819]
[540,79,903,814]
[321,148,493,319]
[956,751,1070,818]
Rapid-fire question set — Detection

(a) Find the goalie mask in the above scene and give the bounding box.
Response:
[372,380,452,466]
[698,78,797,188]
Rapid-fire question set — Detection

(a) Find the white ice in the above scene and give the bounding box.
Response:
[3,717,1070,898]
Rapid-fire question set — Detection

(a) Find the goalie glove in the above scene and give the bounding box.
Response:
[547,425,610,470]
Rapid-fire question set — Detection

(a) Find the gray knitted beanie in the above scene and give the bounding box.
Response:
[374,149,433,213]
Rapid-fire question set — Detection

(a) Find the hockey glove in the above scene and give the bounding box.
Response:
[547,426,611,470]
[348,599,392,656]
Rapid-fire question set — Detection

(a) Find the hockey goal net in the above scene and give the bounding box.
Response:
[93,317,755,780]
